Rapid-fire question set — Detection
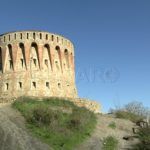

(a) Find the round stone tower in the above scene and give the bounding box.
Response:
[0,31,78,99]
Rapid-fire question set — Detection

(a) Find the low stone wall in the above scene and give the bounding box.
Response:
[65,97,101,113]
[0,96,101,113]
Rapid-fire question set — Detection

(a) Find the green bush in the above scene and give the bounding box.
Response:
[115,110,143,123]
[12,97,97,150]
[102,136,118,150]
[108,122,116,129]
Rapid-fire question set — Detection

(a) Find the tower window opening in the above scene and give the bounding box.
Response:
[20,58,24,68]
[45,59,48,67]
[32,82,36,89]
[51,35,54,41]
[40,33,42,39]
[14,34,16,39]
[20,33,22,39]
[46,34,48,40]
[9,35,10,41]
[33,33,36,40]
[27,33,29,39]
[19,82,22,89]
[9,60,13,69]
[4,36,5,42]
[58,83,61,89]
[33,58,37,66]
[57,37,59,42]
[46,82,49,89]
[5,83,9,91]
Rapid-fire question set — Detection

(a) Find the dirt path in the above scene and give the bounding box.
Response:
[0,103,52,150]
[75,114,139,150]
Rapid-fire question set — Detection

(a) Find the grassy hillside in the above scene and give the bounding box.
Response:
[12,97,97,150]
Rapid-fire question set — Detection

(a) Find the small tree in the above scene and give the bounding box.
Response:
[125,101,150,123]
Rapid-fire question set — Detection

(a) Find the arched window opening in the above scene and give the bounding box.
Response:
[19,43,26,69]
[30,43,39,69]
[56,46,60,51]
[57,37,59,42]
[64,49,69,68]
[7,44,13,70]
[55,46,62,71]
[43,44,52,70]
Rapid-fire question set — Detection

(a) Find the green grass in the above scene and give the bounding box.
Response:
[108,122,116,129]
[12,97,97,150]
[102,136,118,150]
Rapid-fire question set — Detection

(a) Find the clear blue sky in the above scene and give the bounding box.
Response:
[0,0,150,112]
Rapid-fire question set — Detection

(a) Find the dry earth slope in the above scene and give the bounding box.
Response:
[0,103,52,150]
[0,103,139,150]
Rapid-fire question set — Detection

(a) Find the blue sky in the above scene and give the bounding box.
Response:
[0,0,150,112]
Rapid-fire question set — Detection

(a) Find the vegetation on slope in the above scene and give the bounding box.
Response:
[110,101,150,123]
[102,136,119,150]
[132,125,150,150]
[110,101,150,150]
[12,97,97,150]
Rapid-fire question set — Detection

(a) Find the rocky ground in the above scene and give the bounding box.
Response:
[0,103,139,150]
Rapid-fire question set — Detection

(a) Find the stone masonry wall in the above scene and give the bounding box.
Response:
[0,31,78,99]
[0,30,101,113]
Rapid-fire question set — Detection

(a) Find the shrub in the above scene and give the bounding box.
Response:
[133,125,150,150]
[108,122,116,129]
[102,136,118,150]
[115,110,143,123]
[110,101,150,123]
[124,101,150,119]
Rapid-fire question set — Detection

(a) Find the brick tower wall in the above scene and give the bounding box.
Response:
[0,31,78,99]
